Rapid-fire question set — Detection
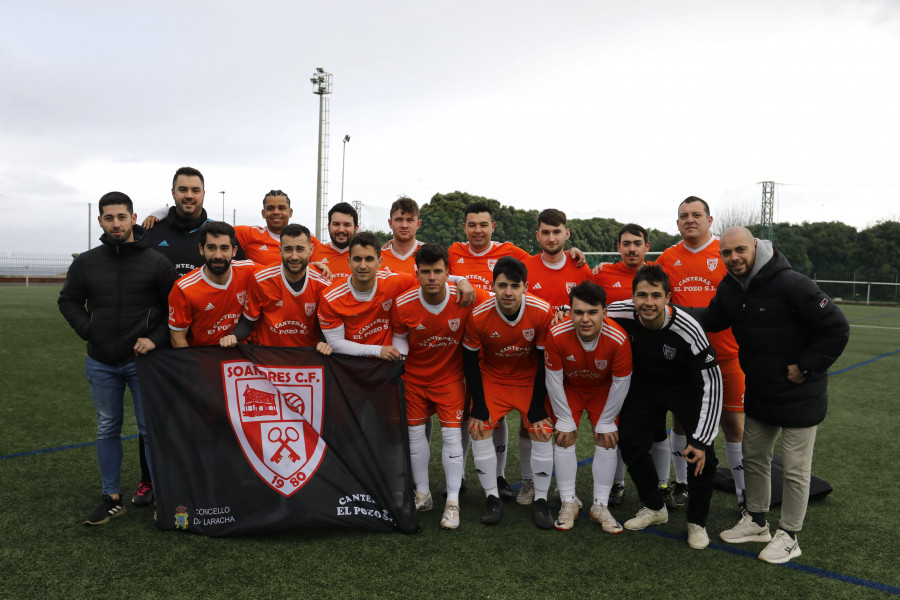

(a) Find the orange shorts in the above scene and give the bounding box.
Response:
[406,380,465,428]
[476,380,550,434]
[719,357,745,412]
[555,385,619,429]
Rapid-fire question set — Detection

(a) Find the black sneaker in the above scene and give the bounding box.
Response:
[497,476,513,501]
[132,481,154,507]
[660,484,677,510]
[532,498,554,530]
[481,495,502,525]
[672,481,689,506]
[608,483,625,507]
[84,495,126,526]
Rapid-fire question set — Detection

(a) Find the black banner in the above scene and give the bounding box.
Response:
[137,346,418,536]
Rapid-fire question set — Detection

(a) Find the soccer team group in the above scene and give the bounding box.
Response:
[59,166,849,565]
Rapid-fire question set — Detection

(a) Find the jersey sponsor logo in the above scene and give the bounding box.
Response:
[523,328,535,342]
[205,302,216,311]
[382,299,393,312]
[531,282,543,290]
[566,354,576,361]
[158,240,169,247]
[321,257,329,263]
[237,291,248,306]
[490,331,501,338]
[663,344,676,360]
[456,257,465,263]
[595,359,608,370]
[223,361,326,497]
[276,300,284,307]
[674,260,682,266]
[704,353,715,363]
[415,324,426,330]
[260,244,268,251]
[612,281,621,288]
[448,318,460,332]
[707,258,719,271]
[305,303,316,316]
[487,259,497,271]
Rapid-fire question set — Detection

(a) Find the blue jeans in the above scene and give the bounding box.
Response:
[85,356,152,496]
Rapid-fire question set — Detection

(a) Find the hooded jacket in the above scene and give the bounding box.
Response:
[58,226,177,366]
[704,240,850,427]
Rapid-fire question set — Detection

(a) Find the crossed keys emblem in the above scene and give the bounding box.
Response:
[268,426,301,464]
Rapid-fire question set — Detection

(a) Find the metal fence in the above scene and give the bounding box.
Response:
[0,252,74,285]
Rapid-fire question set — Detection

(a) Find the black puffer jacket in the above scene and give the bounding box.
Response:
[704,242,849,427]
[58,226,177,365]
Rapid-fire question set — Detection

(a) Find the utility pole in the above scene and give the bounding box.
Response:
[219,191,226,221]
[311,68,333,240]
[759,181,775,240]
[341,135,350,203]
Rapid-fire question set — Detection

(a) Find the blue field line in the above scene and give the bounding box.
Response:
[828,348,900,376]
[0,434,138,460]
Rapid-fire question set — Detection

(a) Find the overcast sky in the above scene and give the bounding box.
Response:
[2,0,898,254]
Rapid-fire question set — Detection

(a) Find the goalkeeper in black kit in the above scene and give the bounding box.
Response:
[606,264,723,550]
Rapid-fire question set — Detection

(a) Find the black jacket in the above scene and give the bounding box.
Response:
[142,207,212,278]
[704,242,849,427]
[58,226,177,366]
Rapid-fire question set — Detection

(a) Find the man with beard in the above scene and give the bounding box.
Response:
[310,202,360,282]
[380,196,424,275]
[168,222,257,347]
[219,223,332,353]
[58,192,175,525]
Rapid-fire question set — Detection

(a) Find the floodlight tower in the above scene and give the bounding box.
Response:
[760,181,775,240]
[311,68,333,240]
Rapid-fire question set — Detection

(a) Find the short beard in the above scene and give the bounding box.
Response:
[206,258,231,275]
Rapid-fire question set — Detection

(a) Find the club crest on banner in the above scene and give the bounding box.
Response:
[595,359,608,370]
[663,344,676,360]
[523,328,535,341]
[487,259,497,271]
[305,303,316,317]
[448,318,460,332]
[223,361,327,497]
[707,258,718,271]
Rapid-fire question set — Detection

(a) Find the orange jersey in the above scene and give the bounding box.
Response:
[168,260,257,346]
[235,226,320,266]
[392,284,492,386]
[592,260,656,303]
[242,265,332,347]
[544,318,633,389]
[318,270,416,345]
[657,238,739,359]
[310,241,352,282]
[448,241,531,291]
[381,240,423,275]
[523,253,592,312]
[462,293,553,385]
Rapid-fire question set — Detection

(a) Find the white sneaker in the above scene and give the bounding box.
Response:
[516,480,535,505]
[758,529,801,564]
[589,503,623,534]
[440,501,460,530]
[414,490,433,511]
[554,500,580,531]
[624,506,668,530]
[720,512,772,544]
[687,522,709,549]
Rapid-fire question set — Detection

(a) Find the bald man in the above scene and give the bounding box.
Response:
[701,227,849,564]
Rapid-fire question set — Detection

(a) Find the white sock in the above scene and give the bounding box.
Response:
[592,445,618,506]
[442,427,463,504]
[726,441,745,503]
[614,448,626,486]
[651,439,672,486]
[472,438,498,498]
[408,424,430,494]
[519,433,533,481]
[671,431,688,484]
[554,443,577,502]
[530,439,554,501]
[461,422,470,466]
[493,418,508,478]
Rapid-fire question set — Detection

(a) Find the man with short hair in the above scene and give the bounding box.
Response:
[381,196,424,275]
[545,281,632,533]
[219,223,332,353]
[168,222,257,347]
[656,197,746,510]
[607,265,723,550]
[59,192,176,525]
[708,227,849,564]
[234,190,316,265]
[593,223,670,508]
[391,244,491,529]
[462,256,556,529]
[310,202,360,282]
